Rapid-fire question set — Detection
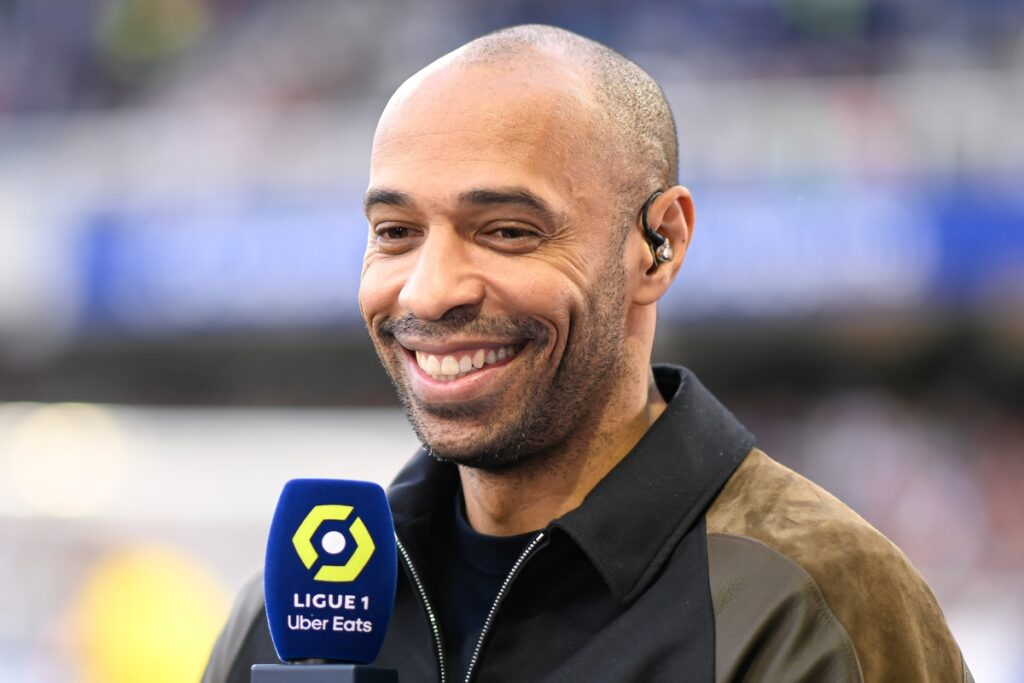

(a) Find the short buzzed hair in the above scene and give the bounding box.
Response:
[456,24,679,205]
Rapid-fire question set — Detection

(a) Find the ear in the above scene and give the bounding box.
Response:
[630,186,695,306]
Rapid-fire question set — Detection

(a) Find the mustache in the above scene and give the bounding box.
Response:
[379,309,547,342]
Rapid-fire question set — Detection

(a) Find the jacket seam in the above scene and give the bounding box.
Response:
[707,532,865,682]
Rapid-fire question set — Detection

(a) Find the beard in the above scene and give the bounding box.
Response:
[370,264,629,472]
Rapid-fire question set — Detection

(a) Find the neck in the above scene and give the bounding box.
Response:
[460,365,667,537]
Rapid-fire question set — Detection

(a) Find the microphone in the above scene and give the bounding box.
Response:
[253,479,399,682]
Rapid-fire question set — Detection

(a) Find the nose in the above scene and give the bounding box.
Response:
[398,227,485,321]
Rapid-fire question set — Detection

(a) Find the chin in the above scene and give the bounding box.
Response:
[425,444,537,472]
[413,422,490,463]
[417,417,557,472]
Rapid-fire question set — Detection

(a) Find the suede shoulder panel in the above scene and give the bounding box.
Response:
[706,449,967,683]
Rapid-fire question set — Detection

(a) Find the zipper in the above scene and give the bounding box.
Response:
[463,531,547,682]
[396,536,448,683]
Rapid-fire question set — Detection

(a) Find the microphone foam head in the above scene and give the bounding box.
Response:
[264,479,397,663]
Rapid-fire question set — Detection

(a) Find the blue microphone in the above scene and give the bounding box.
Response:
[253,479,399,682]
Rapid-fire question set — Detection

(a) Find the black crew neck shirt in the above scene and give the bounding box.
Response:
[434,486,537,681]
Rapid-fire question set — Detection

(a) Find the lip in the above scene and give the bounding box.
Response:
[400,342,524,404]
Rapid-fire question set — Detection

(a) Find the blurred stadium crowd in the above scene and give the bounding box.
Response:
[2,0,1022,112]
[1,1,1022,681]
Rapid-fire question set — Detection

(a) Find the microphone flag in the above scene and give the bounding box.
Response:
[263,479,397,664]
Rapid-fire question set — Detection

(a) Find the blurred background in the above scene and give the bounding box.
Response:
[1,0,1022,680]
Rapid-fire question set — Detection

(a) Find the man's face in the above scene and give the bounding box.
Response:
[359,62,635,469]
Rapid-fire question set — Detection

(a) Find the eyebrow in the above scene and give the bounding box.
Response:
[363,186,555,220]
[458,187,554,219]
[363,188,413,213]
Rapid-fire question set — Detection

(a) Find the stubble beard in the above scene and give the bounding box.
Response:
[372,263,629,473]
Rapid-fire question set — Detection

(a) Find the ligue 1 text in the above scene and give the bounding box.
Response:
[292,592,370,610]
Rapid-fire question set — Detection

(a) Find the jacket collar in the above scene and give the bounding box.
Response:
[551,365,754,604]
[387,365,755,605]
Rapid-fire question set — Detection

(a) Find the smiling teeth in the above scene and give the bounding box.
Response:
[415,345,519,381]
[440,355,459,375]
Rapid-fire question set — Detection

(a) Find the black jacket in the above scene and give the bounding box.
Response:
[203,366,971,682]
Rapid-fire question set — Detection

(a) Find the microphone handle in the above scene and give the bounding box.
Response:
[251,664,398,682]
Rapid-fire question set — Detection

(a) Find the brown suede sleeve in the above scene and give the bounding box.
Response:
[706,449,968,683]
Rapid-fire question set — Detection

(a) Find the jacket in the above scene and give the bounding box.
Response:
[202,365,972,682]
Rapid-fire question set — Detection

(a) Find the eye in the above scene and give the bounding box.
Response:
[478,224,543,253]
[373,224,421,254]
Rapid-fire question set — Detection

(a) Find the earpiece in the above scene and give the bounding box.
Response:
[654,240,674,264]
[640,191,673,268]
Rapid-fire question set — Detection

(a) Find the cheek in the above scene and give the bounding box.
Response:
[487,268,583,348]
[358,261,404,328]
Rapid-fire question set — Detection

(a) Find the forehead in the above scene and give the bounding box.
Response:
[369,62,601,201]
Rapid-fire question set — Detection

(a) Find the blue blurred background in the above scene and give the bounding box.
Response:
[0,1,1022,681]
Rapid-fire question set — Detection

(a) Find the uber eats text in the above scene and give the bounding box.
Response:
[288,592,374,633]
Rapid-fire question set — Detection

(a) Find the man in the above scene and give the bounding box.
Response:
[204,25,971,682]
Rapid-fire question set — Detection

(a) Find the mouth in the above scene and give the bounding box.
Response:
[402,342,524,382]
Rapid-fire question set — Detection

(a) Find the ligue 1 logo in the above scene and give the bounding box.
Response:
[292,504,375,582]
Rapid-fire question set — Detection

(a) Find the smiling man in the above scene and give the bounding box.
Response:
[204,25,970,683]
